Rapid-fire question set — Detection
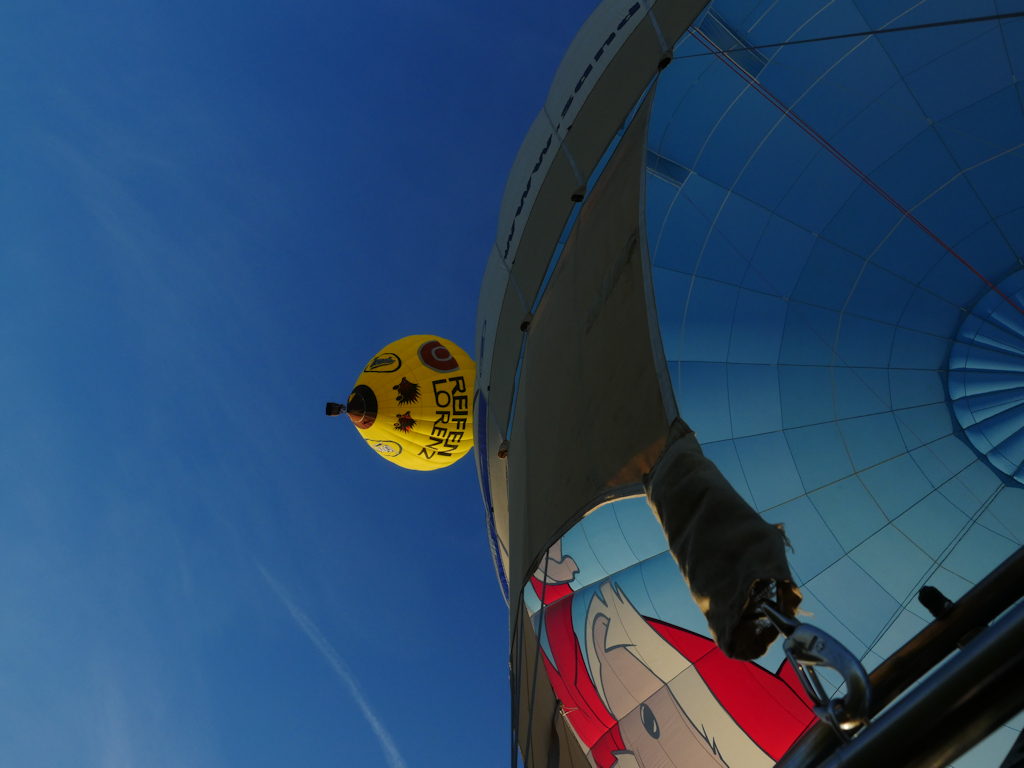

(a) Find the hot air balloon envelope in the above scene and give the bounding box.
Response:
[475,0,1024,765]
[348,335,475,471]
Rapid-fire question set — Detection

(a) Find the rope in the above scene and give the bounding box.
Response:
[689,24,1024,317]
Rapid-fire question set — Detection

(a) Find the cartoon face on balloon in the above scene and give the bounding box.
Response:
[581,583,772,768]
[590,610,728,768]
[533,538,813,768]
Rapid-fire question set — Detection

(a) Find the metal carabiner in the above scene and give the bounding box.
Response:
[761,601,873,738]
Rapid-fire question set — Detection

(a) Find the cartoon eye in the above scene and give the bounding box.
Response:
[639,703,660,739]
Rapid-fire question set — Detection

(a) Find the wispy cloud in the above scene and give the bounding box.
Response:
[255,563,407,768]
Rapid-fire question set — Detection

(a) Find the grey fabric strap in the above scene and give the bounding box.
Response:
[644,418,802,659]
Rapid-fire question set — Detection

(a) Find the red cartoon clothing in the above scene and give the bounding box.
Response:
[538,590,817,767]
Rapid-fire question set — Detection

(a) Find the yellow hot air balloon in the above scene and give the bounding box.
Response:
[329,335,475,471]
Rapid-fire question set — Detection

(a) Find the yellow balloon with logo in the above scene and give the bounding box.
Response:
[327,335,475,471]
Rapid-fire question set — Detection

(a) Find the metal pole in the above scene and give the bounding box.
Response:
[776,546,1024,768]
[813,598,1024,768]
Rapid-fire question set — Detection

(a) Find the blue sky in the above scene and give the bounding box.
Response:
[0,1,598,765]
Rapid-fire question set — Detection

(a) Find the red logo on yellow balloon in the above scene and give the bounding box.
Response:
[418,340,460,373]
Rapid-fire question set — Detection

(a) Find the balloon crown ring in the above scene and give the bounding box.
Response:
[948,269,1024,484]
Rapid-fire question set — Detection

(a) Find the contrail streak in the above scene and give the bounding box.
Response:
[255,563,408,768]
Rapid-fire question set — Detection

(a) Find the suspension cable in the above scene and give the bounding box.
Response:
[675,11,1024,61]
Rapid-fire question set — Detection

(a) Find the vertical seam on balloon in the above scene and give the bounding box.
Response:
[688,22,1020,512]
[723,216,743,446]
[851,533,924,613]
[652,185,972,346]
[590,582,699,726]
[676,15,870,491]
[637,82,681,424]
[511,273,529,314]
[674,275,981,506]
[936,482,1008,567]
[960,514,1020,546]
[578,517,613,581]
[651,172,684,266]
[937,122,1024,264]
[639,0,669,54]
[610,502,643,564]
[797,580,875,655]
[690,25,1024,318]
[666,36,782,397]
[712,0,999,249]
[649,30,714,162]
[876,10,1002,83]
[976,506,1023,545]
[742,0,780,37]
[542,106,585,190]
[535,506,686,603]
[753,429,971,516]
[495,237,531,316]
[855,0,1024,283]
[651,18,1019,581]
[505,333,529,440]
[512,596,529,768]
[687,0,838,173]
[523,555,551,767]
[883,467,998,553]
[686,71,756,180]
[721,27,879,495]
[542,544,688,602]
[660,269,972,506]
[999,11,1024,84]
[1000,19,1024,250]
[672,179,737,432]
[651,7,1019,333]
[778,430,848,558]
[830,141,1024,502]
[779,369,817,496]
[865,481,1005,651]
[634,558,659,629]
[927,124,1024,269]
[479,393,512,603]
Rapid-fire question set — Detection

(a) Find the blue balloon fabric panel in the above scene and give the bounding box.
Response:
[643,0,1024,732]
